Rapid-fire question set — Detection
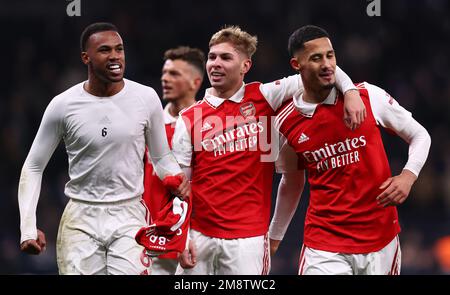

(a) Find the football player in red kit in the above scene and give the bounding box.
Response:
[269,25,431,275]
[173,26,367,275]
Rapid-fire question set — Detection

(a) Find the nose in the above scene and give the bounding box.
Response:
[109,49,121,61]
[321,59,332,72]
[209,57,221,69]
[161,73,168,83]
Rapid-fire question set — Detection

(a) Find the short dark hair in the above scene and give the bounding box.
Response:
[80,22,119,52]
[163,46,206,77]
[288,25,330,57]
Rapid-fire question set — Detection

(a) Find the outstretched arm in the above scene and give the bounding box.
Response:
[260,66,366,128]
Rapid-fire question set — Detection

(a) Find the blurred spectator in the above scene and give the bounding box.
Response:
[434,236,450,274]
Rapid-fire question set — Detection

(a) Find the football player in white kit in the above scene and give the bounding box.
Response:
[18,22,190,275]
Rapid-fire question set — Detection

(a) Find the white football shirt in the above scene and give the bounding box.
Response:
[19,79,181,243]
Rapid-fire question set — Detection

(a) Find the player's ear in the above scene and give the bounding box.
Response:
[81,52,90,65]
[290,57,300,71]
[241,59,252,75]
[191,77,202,91]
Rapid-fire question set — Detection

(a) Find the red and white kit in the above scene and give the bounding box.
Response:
[172,71,357,275]
[272,82,430,274]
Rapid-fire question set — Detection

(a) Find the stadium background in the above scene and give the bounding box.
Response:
[0,0,449,274]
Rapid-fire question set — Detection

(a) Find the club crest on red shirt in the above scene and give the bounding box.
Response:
[240,102,256,117]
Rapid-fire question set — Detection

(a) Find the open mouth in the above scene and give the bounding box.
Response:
[210,71,225,81]
[107,63,122,74]
[162,85,173,94]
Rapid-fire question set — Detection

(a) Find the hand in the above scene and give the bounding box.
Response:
[178,239,197,269]
[174,173,191,200]
[20,229,47,255]
[376,170,417,207]
[163,173,191,200]
[270,239,281,257]
[343,89,367,131]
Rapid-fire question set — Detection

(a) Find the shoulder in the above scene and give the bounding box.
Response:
[48,81,85,111]
[179,100,207,116]
[54,81,85,100]
[245,81,262,89]
[244,81,264,95]
[125,79,158,98]
[356,82,389,98]
[274,99,296,131]
[124,79,161,112]
[275,98,295,116]
[355,82,398,110]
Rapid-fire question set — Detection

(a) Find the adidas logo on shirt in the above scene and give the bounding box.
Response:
[201,121,213,132]
[99,115,112,124]
[298,133,310,143]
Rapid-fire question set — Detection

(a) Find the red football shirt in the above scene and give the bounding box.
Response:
[178,83,277,239]
[142,104,179,259]
[275,84,401,253]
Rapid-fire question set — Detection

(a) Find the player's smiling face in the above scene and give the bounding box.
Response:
[207,42,251,95]
[293,37,336,90]
[82,31,125,83]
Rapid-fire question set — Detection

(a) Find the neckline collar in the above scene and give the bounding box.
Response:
[293,87,338,117]
[204,82,245,108]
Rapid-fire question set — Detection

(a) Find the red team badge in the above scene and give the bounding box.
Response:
[240,102,256,117]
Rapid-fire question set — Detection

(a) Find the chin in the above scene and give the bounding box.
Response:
[163,96,176,102]
[209,80,221,87]
[322,81,336,90]
[109,76,124,83]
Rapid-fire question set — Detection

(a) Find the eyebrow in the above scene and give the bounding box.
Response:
[309,50,334,58]
[209,52,234,58]
[97,43,123,49]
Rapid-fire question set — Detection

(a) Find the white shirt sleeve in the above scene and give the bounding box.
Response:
[260,66,357,111]
[275,134,300,173]
[18,97,64,243]
[145,89,182,179]
[172,115,193,168]
[269,170,305,241]
[365,82,431,177]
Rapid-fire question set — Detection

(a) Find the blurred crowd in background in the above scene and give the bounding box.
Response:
[0,0,449,274]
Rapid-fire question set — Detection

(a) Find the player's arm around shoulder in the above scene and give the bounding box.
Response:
[343,89,367,130]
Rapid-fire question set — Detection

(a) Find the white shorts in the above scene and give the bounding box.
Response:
[56,198,151,275]
[299,236,401,275]
[176,229,270,275]
[151,257,178,275]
